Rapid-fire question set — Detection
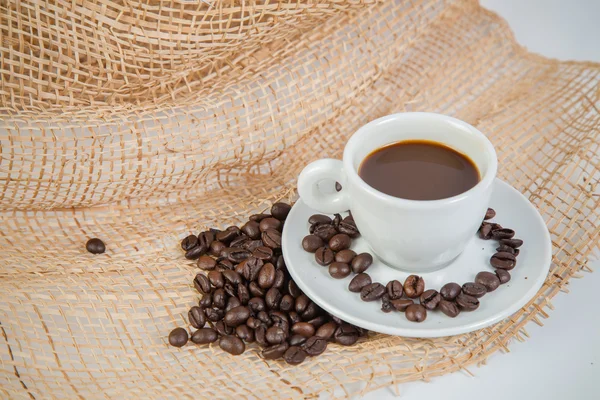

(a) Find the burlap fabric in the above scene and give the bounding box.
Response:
[1,0,599,398]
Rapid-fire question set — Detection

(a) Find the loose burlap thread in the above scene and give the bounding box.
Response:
[1,0,599,398]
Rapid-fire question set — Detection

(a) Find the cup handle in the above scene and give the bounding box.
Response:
[297,159,350,214]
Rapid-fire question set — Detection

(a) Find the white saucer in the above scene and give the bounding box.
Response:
[282,179,552,338]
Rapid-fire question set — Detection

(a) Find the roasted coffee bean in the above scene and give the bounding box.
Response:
[197,255,217,271]
[329,234,351,252]
[386,280,403,300]
[272,270,285,289]
[181,235,198,251]
[199,292,213,308]
[275,255,286,270]
[249,281,265,297]
[253,246,274,260]
[224,306,251,327]
[255,325,268,347]
[420,289,441,310]
[496,244,516,254]
[280,294,295,312]
[292,322,315,338]
[405,304,427,322]
[198,231,215,251]
[295,295,310,314]
[258,263,276,288]
[484,208,496,220]
[491,228,515,240]
[500,238,523,248]
[306,315,328,329]
[381,294,393,313]
[243,239,263,252]
[217,258,234,270]
[188,306,206,329]
[219,335,245,355]
[257,311,272,325]
[390,298,413,312]
[351,253,373,273]
[439,300,460,318]
[209,240,227,257]
[212,289,227,309]
[301,301,320,320]
[237,284,250,305]
[168,327,188,347]
[284,346,307,365]
[194,273,211,294]
[265,288,282,309]
[440,282,461,300]
[259,217,282,233]
[207,271,224,288]
[315,247,335,266]
[214,321,233,336]
[496,269,511,284]
[313,224,338,242]
[403,275,425,298]
[289,334,307,346]
[302,235,324,253]
[185,245,205,260]
[191,327,218,344]
[330,315,343,325]
[246,317,261,329]
[462,282,487,298]
[288,280,302,298]
[248,297,266,313]
[490,252,517,270]
[475,271,501,292]
[332,213,342,229]
[241,220,261,239]
[266,326,287,344]
[304,336,327,356]
[262,229,282,249]
[230,234,250,249]
[360,283,385,302]
[478,223,494,240]
[271,202,291,220]
[309,214,332,225]
[236,325,255,343]
[223,283,237,298]
[315,322,337,340]
[242,257,264,282]
[224,247,252,263]
[335,324,359,346]
[205,307,224,322]
[250,213,271,222]
[222,270,242,286]
[226,296,242,312]
[329,262,351,279]
[335,249,356,264]
[288,312,302,325]
[262,342,289,360]
[348,273,372,293]
[456,292,479,311]
[216,226,241,244]
[339,218,359,238]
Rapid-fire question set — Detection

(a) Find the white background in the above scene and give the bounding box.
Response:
[359,1,600,399]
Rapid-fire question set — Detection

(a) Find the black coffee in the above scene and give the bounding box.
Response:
[358,140,480,200]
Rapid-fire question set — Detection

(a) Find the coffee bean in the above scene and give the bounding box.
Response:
[403,275,425,298]
[266,326,287,344]
[217,258,234,270]
[360,283,385,302]
[315,322,337,340]
[462,282,487,298]
[496,244,516,254]
[262,229,282,249]
[338,220,359,238]
[241,220,261,239]
[262,343,289,360]
[181,235,198,251]
[265,288,282,309]
[256,262,275,288]
[226,296,242,312]
[209,240,227,257]
[255,325,268,347]
[229,234,250,250]
[188,306,206,329]
[197,255,217,271]
[272,269,285,289]
[216,226,241,244]
[258,217,281,233]
[329,234,351,251]
[484,208,496,220]
[270,311,290,330]
[330,315,343,325]
[271,202,291,220]
[248,297,266,313]
[207,271,224,288]
[490,252,517,270]
[257,310,272,325]
[237,284,250,305]
[496,269,511,284]
[351,253,373,273]
[224,306,251,327]
[168,327,188,347]
[478,223,494,240]
[302,235,324,253]
[309,214,332,225]
[250,213,271,222]
[223,282,237,298]
[236,325,255,343]
[315,247,334,266]
[219,335,245,355]
[220,270,240,286]
[420,289,441,310]
[301,301,320,320]
[334,324,359,346]
[295,295,310,314]
[332,213,342,229]
[475,271,501,292]
[348,273,372,293]
[289,334,307,346]
[214,321,233,336]
[491,228,515,240]
[279,294,295,312]
[291,322,315,338]
[85,238,106,254]
[438,300,460,318]
[253,246,273,260]
[193,274,211,294]
[329,262,351,279]
[199,292,213,308]
[303,315,325,330]
[500,238,523,248]
[226,247,252,263]
[212,288,227,309]
[456,292,479,311]
[243,239,263,252]
[185,245,205,260]
[288,312,302,325]
[405,304,427,322]
[198,231,215,251]
[303,336,327,356]
[191,327,218,344]
[248,281,265,297]
[284,346,307,365]
[390,298,413,312]
[386,280,403,300]
[246,317,261,330]
[313,224,338,241]
[440,282,461,301]
[275,255,287,270]
[335,182,342,191]
[335,249,356,264]
[287,280,302,298]
[381,294,393,313]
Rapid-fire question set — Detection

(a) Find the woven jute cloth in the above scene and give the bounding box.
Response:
[1,0,599,398]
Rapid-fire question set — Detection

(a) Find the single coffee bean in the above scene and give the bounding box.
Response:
[248,297,266,313]
[390,298,413,312]
[249,282,265,297]
[272,270,285,289]
[258,263,276,289]
[216,226,241,244]
[475,271,501,292]
[188,306,206,329]
[306,315,328,329]
[386,280,403,300]
[301,301,320,320]
[309,214,332,225]
[330,315,343,325]
[329,234,351,252]
[212,288,227,309]
[266,326,287,344]
[500,238,523,248]
[241,220,261,239]
[253,246,273,260]
[302,235,324,253]
[288,311,302,325]
[490,252,517,270]
[237,284,250,305]
[197,255,217,271]
[185,245,205,260]
[197,231,215,251]
[440,282,461,301]
[250,213,271,222]
[313,224,338,241]
[255,325,268,347]
[295,295,310,314]
[181,235,198,251]
[271,202,291,221]
[262,229,282,249]
[86,238,106,254]
[243,239,263,252]
[339,217,360,238]
[284,346,307,365]
[222,270,242,286]
[348,273,372,293]
[191,327,218,344]
[223,282,236,298]
[360,283,385,302]
[289,334,307,346]
[335,249,356,264]
[478,223,494,240]
[351,253,373,273]
[168,327,188,347]
[236,325,255,343]
[217,258,234,270]
[224,306,251,327]
[462,282,487,298]
[259,217,282,233]
[332,213,342,229]
[420,289,441,310]
[199,292,213,308]
[287,280,302,298]
[491,228,515,240]
[209,240,227,257]
[279,294,295,312]
[246,317,261,329]
[226,296,242,312]
[258,310,274,325]
[438,300,460,318]
[262,342,289,360]
[193,273,211,294]
[265,287,282,309]
[329,262,351,279]
[496,244,516,254]
[334,324,359,346]
[315,322,337,340]
[496,269,511,284]
[207,271,224,288]
[381,294,393,313]
[456,292,480,311]
[292,322,315,338]
[219,335,245,355]
[484,208,496,220]
[214,321,233,336]
[405,304,427,322]
[303,336,327,356]
[315,247,335,266]
[403,275,425,298]
[224,247,252,263]
[275,255,287,270]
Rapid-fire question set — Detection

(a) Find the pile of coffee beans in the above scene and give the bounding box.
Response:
[168,202,367,364]
[301,208,523,322]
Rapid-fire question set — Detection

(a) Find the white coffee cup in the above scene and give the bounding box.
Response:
[297,112,498,272]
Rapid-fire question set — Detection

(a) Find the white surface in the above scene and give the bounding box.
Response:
[358,0,600,398]
[284,180,551,337]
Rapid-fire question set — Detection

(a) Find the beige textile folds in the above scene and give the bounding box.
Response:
[1,0,599,398]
